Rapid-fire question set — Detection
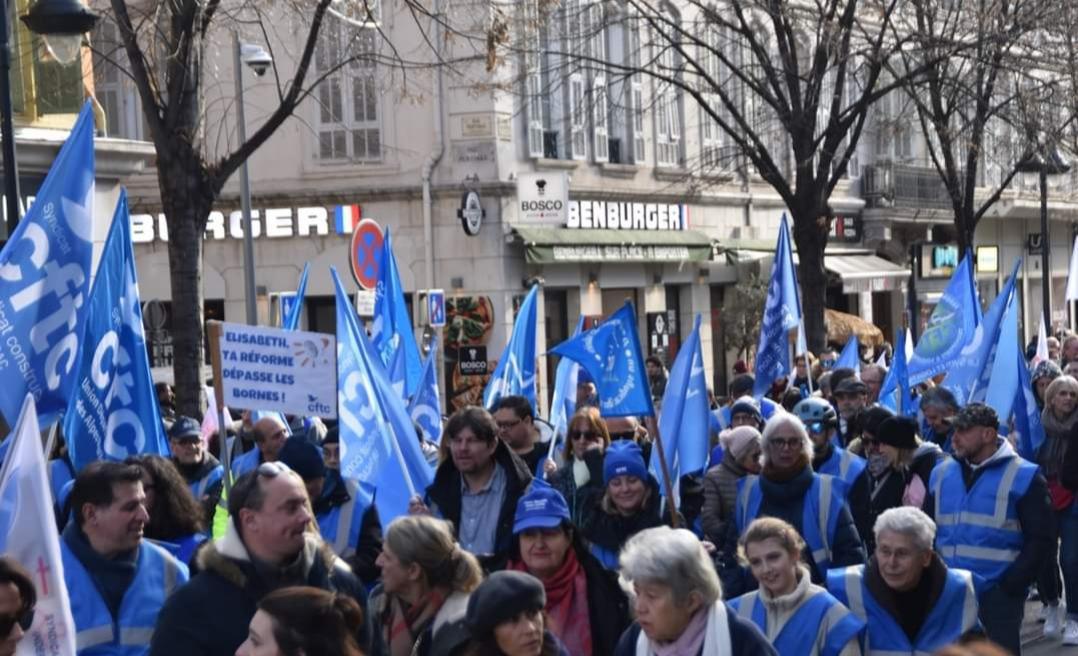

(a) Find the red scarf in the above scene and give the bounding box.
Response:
[510,548,593,656]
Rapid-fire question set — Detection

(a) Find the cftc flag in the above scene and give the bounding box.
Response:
[834,335,861,374]
[878,329,912,415]
[371,228,423,397]
[753,215,802,397]
[908,253,979,384]
[0,394,78,655]
[64,191,170,471]
[408,339,443,444]
[484,285,539,410]
[0,102,96,427]
[281,263,310,331]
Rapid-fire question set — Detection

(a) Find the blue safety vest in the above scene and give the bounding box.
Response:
[187,463,224,499]
[317,479,374,558]
[930,450,1037,585]
[818,448,866,493]
[62,540,189,655]
[231,448,261,478]
[728,584,864,656]
[148,534,207,566]
[827,565,979,655]
[736,474,844,573]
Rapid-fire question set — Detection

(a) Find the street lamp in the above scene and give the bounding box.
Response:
[0,0,99,239]
[1016,147,1071,333]
[233,34,272,325]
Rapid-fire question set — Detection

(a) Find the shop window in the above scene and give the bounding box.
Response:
[314,19,382,163]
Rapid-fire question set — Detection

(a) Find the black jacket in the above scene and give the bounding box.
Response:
[578,475,667,559]
[923,449,1055,596]
[578,544,632,655]
[149,524,372,656]
[315,473,384,585]
[173,454,224,529]
[425,439,532,570]
[613,605,777,656]
[548,448,605,526]
[848,468,905,555]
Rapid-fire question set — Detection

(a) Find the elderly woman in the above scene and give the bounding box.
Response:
[918,386,959,454]
[729,517,864,656]
[578,441,666,569]
[828,507,980,654]
[464,571,569,656]
[370,516,484,656]
[1037,375,1078,637]
[614,526,776,656]
[719,412,864,597]
[701,426,762,544]
[507,482,630,655]
[546,407,610,524]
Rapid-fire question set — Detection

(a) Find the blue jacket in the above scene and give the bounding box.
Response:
[316,478,374,559]
[62,539,189,655]
[230,448,261,478]
[929,443,1039,587]
[188,463,224,499]
[828,563,979,654]
[816,447,866,494]
[729,582,864,656]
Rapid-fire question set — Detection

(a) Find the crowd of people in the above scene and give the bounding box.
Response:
[1,332,1075,656]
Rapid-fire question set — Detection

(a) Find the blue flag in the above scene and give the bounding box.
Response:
[484,285,539,410]
[408,339,443,444]
[942,259,1020,404]
[281,263,310,331]
[64,191,169,470]
[985,288,1020,422]
[0,103,96,427]
[835,335,861,374]
[1014,351,1046,460]
[549,316,584,444]
[878,329,912,415]
[753,215,802,397]
[333,267,433,526]
[908,254,979,384]
[550,301,654,417]
[651,315,710,497]
[371,228,422,398]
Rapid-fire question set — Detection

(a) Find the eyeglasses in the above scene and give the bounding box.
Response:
[609,431,637,441]
[570,430,598,441]
[257,461,291,478]
[496,419,523,431]
[770,437,802,450]
[0,608,33,636]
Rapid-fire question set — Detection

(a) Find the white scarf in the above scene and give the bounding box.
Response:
[635,601,733,656]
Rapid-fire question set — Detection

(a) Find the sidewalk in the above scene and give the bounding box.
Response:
[1022,600,1078,654]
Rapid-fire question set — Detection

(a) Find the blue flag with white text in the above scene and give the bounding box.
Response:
[549,316,584,443]
[281,263,310,331]
[753,215,802,397]
[484,285,539,410]
[651,315,710,496]
[333,267,433,526]
[878,329,912,415]
[371,228,423,398]
[64,191,169,470]
[835,335,861,374]
[408,340,443,445]
[550,301,654,417]
[908,254,979,384]
[1014,350,1046,460]
[0,102,96,427]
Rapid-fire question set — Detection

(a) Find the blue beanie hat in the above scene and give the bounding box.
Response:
[513,480,571,534]
[603,440,647,485]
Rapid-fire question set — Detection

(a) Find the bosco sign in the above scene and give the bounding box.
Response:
[215,322,338,419]
[516,172,569,225]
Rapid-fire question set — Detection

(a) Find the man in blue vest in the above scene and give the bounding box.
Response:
[829,506,980,654]
[277,433,383,585]
[924,402,1054,655]
[794,397,866,493]
[231,416,288,477]
[61,461,189,655]
[719,411,865,597]
[168,416,224,531]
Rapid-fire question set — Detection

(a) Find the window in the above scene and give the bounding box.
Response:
[524,0,545,157]
[8,0,83,123]
[654,24,682,167]
[628,18,646,163]
[92,21,146,140]
[586,2,609,163]
[314,19,382,163]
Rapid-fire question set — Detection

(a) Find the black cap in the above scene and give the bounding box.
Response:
[952,403,999,431]
[466,571,546,637]
[322,426,339,445]
[876,416,919,450]
[834,378,868,395]
[277,437,326,482]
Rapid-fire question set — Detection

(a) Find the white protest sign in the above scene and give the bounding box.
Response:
[216,322,338,418]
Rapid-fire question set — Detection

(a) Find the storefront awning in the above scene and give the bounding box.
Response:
[512,226,713,264]
[824,254,910,294]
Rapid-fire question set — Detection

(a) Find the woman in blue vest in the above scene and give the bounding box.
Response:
[729,517,864,656]
[125,455,207,566]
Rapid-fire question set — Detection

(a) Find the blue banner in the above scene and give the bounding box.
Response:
[908,254,979,384]
[942,259,1020,404]
[549,316,584,443]
[753,215,802,397]
[63,191,169,470]
[985,287,1020,422]
[484,285,539,409]
[652,315,710,495]
[835,335,861,374]
[408,338,443,444]
[878,328,912,415]
[0,102,96,427]
[281,263,310,331]
[1014,349,1046,460]
[333,267,433,526]
[371,228,422,398]
[550,301,654,417]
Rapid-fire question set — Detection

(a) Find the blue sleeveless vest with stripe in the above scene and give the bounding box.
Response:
[736,474,844,572]
[231,448,261,478]
[62,539,189,655]
[929,450,1037,585]
[187,464,224,499]
[728,585,864,656]
[827,565,979,655]
[817,448,865,493]
[317,479,374,558]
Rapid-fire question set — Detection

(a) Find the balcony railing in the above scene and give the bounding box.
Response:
[862,162,955,210]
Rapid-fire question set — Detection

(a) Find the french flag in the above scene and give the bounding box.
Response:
[335,204,361,234]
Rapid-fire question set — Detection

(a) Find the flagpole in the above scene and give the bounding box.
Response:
[650,426,680,529]
[42,422,58,497]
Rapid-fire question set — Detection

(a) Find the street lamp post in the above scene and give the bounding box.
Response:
[232,34,272,326]
[1016,148,1071,333]
[0,0,99,240]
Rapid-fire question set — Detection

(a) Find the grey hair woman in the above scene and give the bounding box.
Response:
[613,526,776,656]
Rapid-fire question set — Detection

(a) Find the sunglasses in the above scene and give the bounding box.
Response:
[0,608,33,636]
[609,431,637,441]
[569,430,598,441]
[806,422,826,434]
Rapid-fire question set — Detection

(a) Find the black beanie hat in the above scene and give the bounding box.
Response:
[276,437,326,482]
[876,415,919,450]
[322,426,340,445]
[466,571,546,637]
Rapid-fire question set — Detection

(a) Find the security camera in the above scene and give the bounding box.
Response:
[240,44,273,77]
